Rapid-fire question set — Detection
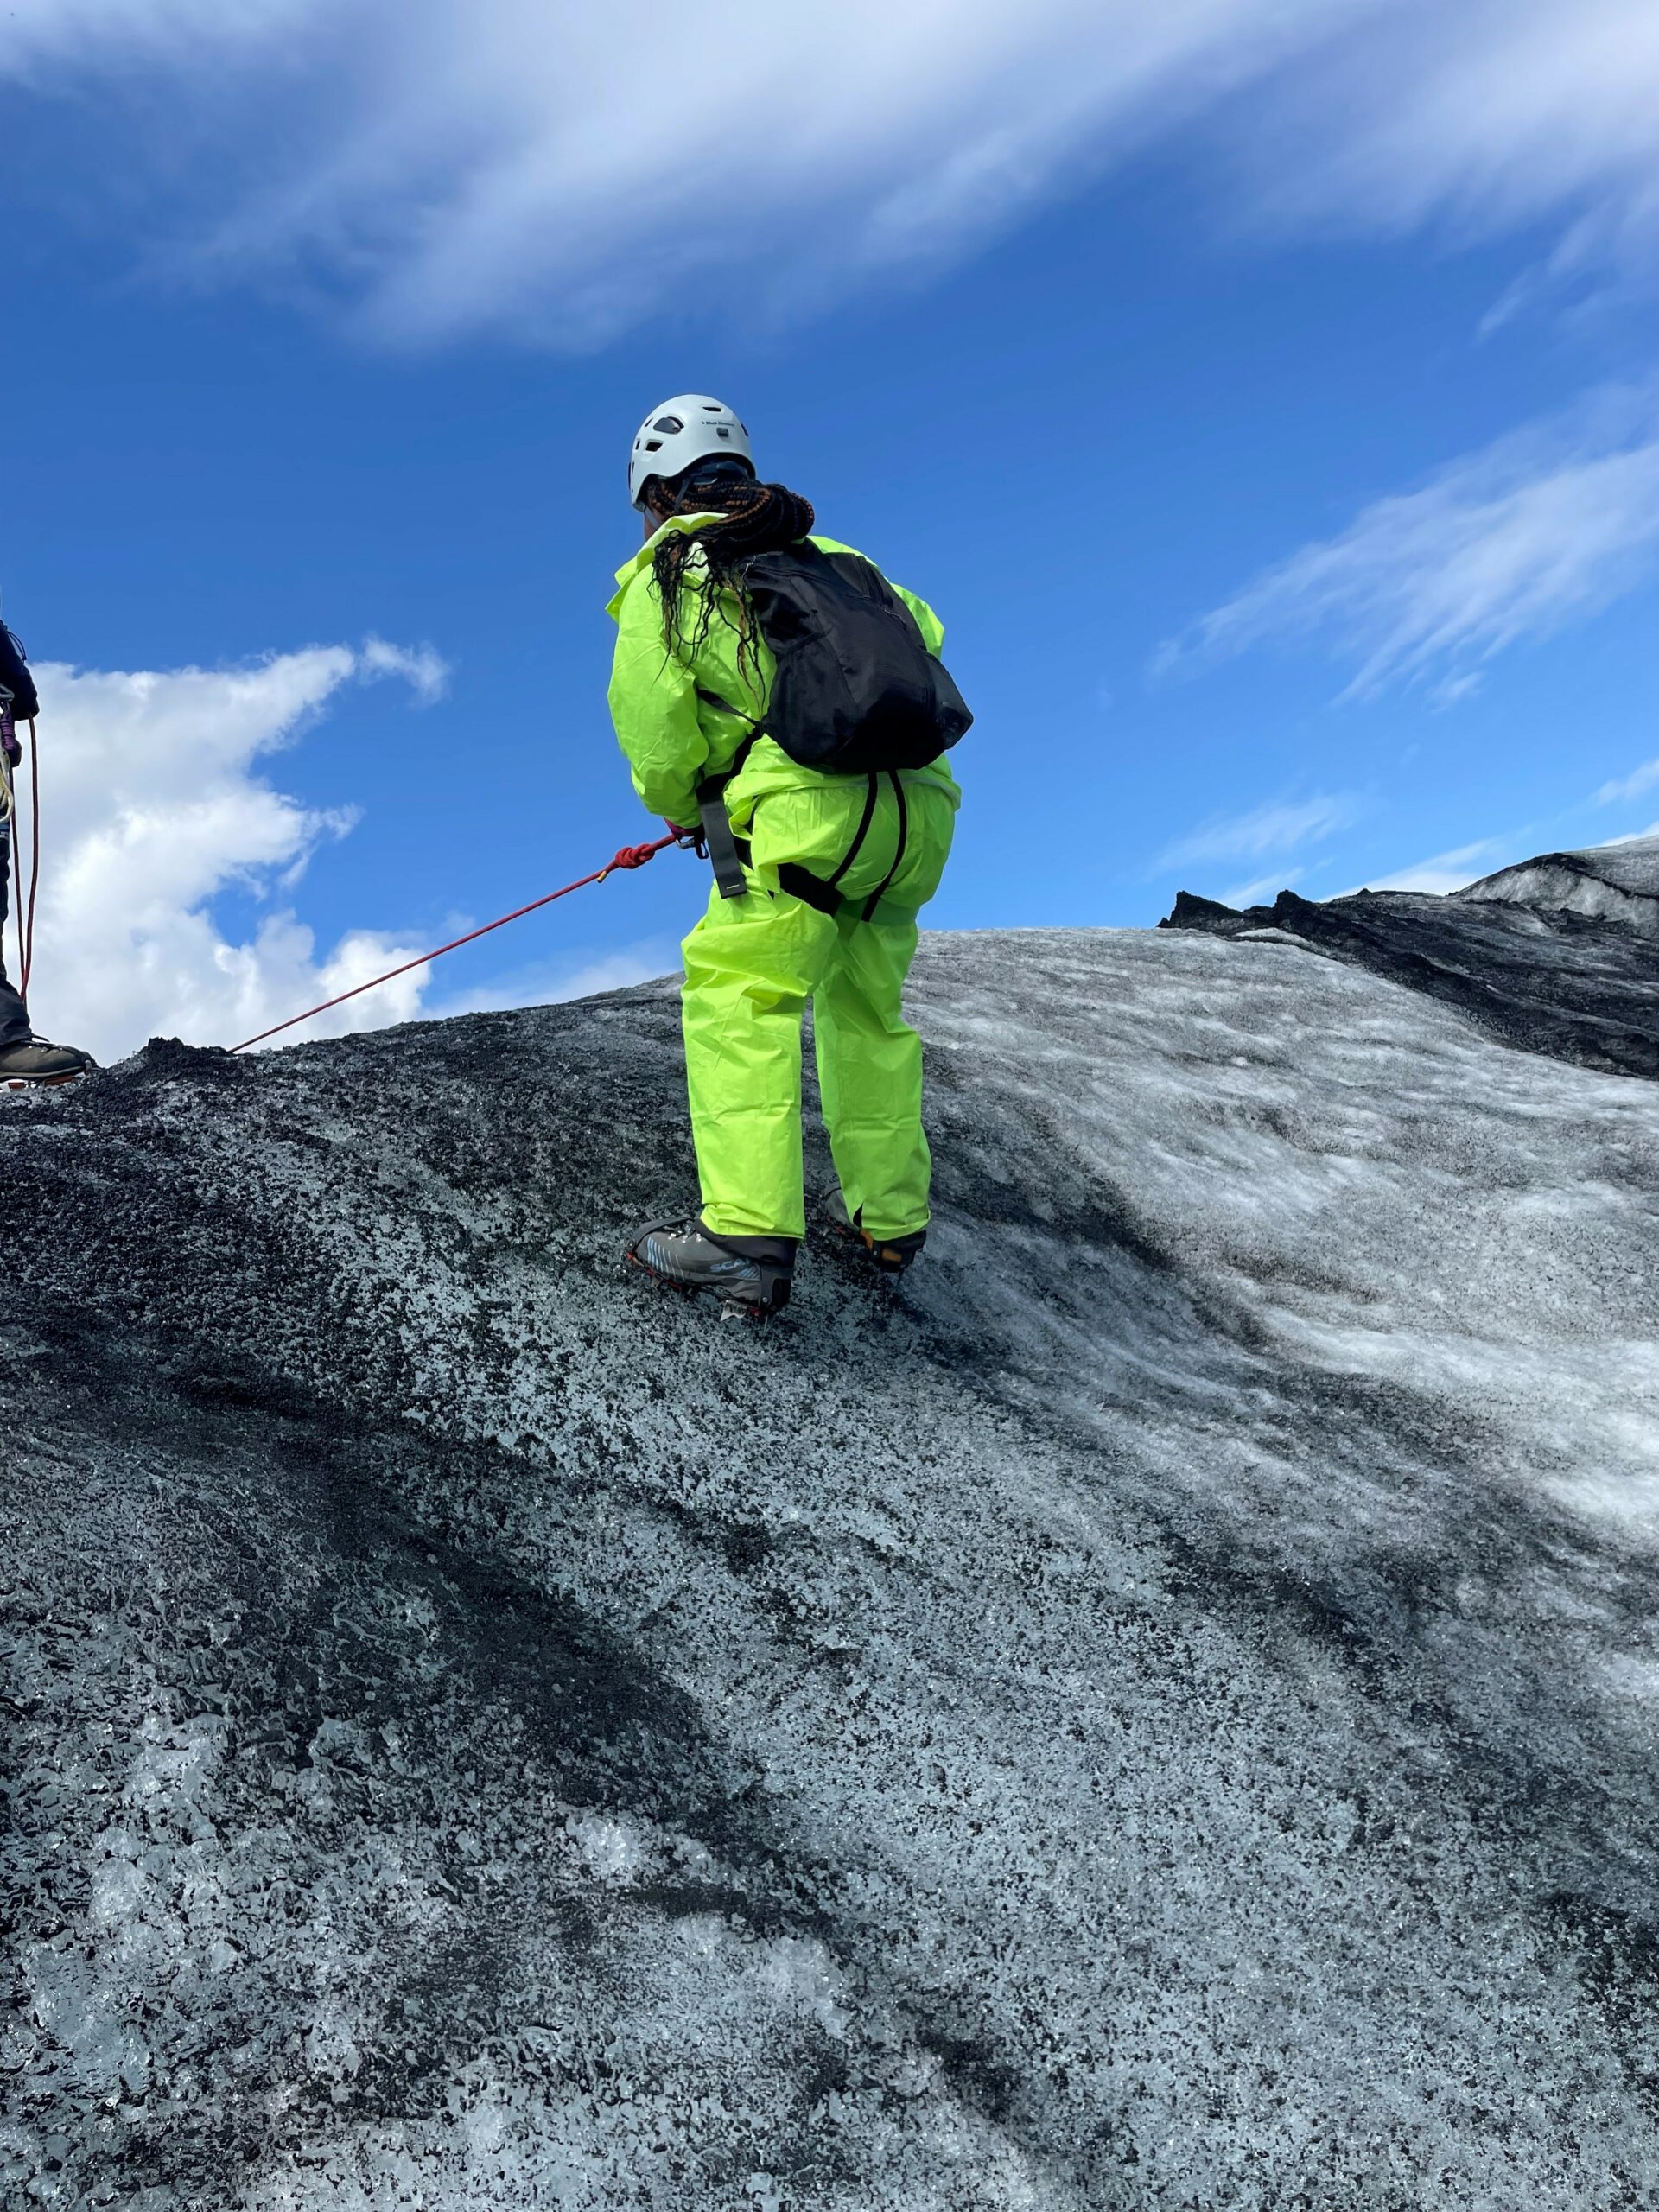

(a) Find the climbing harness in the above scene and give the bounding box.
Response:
[690,686,915,921]
[230,830,691,1054]
[709,763,912,923]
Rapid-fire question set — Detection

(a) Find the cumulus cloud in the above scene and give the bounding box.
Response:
[1156,791,1363,875]
[7,1,1659,343]
[7,643,448,1062]
[1159,386,1659,695]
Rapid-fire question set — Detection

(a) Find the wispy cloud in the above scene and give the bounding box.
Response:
[359,636,449,702]
[1220,867,1306,908]
[7,2,1659,344]
[1231,3,1659,286]
[1158,385,1659,696]
[17,642,443,1061]
[431,941,676,1019]
[1156,791,1363,874]
[1596,756,1659,805]
[1351,839,1509,896]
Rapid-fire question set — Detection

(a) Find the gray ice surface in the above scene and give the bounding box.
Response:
[3,923,1659,2210]
[1458,833,1659,932]
[1162,865,1659,1079]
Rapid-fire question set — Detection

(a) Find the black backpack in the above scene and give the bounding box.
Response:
[737,541,971,773]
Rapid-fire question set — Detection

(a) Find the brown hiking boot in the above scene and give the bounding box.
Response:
[823,1190,927,1274]
[0,1034,96,1089]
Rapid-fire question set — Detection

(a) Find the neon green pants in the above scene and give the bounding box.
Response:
[681,776,957,1242]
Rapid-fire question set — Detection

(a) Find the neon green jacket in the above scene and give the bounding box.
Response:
[607,513,963,833]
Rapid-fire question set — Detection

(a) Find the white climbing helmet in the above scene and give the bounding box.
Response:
[628,395,753,510]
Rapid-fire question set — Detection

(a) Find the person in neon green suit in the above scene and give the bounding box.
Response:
[608,397,961,1315]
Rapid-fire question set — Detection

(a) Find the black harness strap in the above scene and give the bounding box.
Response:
[728,730,761,781]
[693,733,766,901]
[861,771,909,921]
[724,768,912,925]
[695,773,749,899]
[776,863,843,916]
[826,772,881,891]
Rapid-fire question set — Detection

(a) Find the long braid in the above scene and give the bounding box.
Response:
[652,474,816,685]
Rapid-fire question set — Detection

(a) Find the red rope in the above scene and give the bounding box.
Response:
[230,833,682,1054]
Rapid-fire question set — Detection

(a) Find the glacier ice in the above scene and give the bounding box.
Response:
[2,902,1657,2209]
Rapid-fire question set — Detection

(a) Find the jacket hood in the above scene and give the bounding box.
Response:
[606,512,721,621]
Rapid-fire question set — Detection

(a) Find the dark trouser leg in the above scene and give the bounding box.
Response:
[0,822,31,1045]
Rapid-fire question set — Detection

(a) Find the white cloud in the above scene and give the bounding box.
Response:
[359,636,449,702]
[431,940,677,1020]
[8,2,1659,344]
[1160,385,1659,695]
[8,644,450,1062]
[1232,3,1659,260]
[1220,867,1306,908]
[1596,757,1659,805]
[1345,838,1508,895]
[1428,671,1484,709]
[1156,791,1362,874]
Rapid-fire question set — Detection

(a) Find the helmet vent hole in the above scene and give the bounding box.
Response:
[652,415,684,434]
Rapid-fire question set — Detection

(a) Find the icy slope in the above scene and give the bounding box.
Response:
[3,925,1658,2212]
[1163,842,1659,1078]
[1454,832,1659,936]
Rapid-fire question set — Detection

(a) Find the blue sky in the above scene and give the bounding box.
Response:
[6,0,1659,1056]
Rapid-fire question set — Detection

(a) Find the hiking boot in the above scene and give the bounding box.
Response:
[822,1189,927,1274]
[628,1217,797,1318]
[0,1034,95,1089]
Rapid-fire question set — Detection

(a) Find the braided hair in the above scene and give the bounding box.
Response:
[651,461,816,684]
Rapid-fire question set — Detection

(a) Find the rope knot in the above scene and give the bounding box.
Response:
[607,842,658,873]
